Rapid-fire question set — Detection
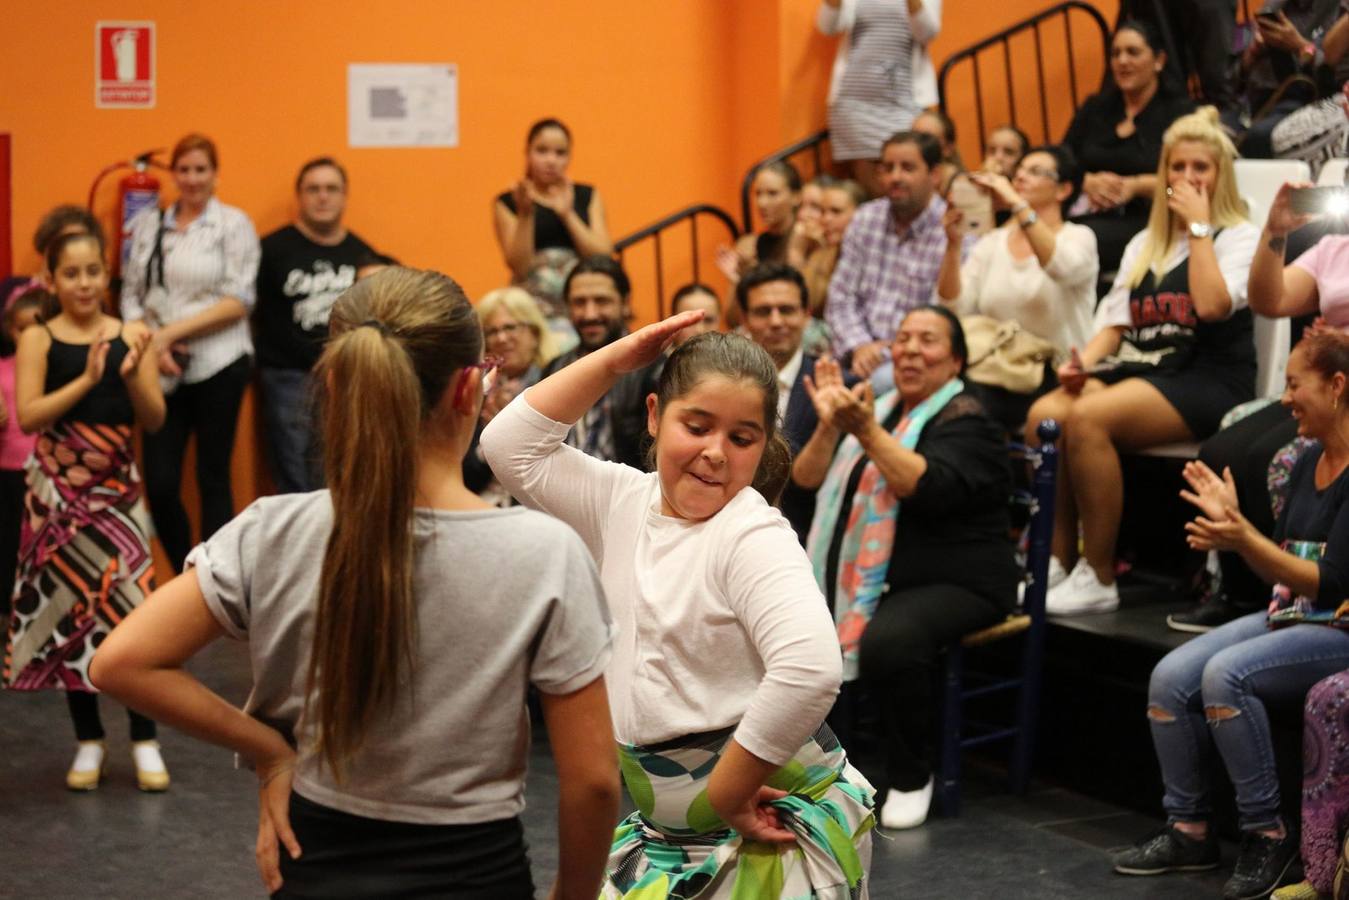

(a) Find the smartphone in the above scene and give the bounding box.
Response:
[1289,186,1349,216]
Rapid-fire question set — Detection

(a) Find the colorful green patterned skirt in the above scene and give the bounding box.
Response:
[604,723,875,899]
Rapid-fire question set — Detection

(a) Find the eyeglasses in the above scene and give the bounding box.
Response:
[483,322,525,340]
[1015,165,1059,181]
[453,356,503,405]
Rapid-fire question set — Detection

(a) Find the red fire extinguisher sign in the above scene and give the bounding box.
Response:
[95,22,155,109]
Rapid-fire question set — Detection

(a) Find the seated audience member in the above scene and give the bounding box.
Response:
[794,305,1017,830]
[980,123,1032,227]
[1237,0,1343,159]
[717,160,803,287]
[254,156,376,494]
[466,287,558,506]
[787,174,833,272]
[542,256,660,469]
[937,145,1098,433]
[1175,182,1349,632]
[1127,0,1238,122]
[493,118,612,319]
[827,131,969,395]
[817,0,941,197]
[1028,107,1259,616]
[1063,19,1195,279]
[0,206,105,309]
[915,109,995,237]
[1271,12,1349,176]
[738,262,822,540]
[668,283,722,348]
[801,178,868,319]
[982,124,1031,180]
[90,268,618,898]
[1113,331,1349,900]
[1271,668,1349,899]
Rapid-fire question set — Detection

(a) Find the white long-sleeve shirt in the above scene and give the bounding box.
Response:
[481,394,842,766]
[944,223,1099,356]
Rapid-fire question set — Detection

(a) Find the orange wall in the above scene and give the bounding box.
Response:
[1,1,1117,543]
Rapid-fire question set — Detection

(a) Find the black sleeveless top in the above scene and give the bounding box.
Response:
[1119,246,1256,376]
[497,183,595,253]
[44,328,136,426]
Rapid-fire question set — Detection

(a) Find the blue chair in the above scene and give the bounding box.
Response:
[934,418,1060,816]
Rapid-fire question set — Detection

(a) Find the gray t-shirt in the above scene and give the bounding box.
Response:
[187,491,612,825]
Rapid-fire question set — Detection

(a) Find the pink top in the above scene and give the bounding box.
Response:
[0,356,34,470]
[1291,235,1349,328]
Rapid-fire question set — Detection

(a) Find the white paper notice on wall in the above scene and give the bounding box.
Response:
[348,64,459,148]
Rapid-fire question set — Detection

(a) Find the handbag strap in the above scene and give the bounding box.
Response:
[146,208,167,289]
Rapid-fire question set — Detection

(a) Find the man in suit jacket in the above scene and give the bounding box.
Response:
[542,255,660,470]
[738,262,819,542]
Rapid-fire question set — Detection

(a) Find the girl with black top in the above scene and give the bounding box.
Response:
[1029,107,1260,618]
[1063,20,1196,277]
[494,118,613,317]
[4,231,165,792]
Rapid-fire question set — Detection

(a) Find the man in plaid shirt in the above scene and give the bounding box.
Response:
[826,131,967,393]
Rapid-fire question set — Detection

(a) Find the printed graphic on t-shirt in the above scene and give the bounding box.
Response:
[285,261,357,331]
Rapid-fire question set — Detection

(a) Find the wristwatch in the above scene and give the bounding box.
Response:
[1018,209,1039,228]
[1189,221,1213,240]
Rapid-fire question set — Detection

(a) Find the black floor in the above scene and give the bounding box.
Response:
[0,639,1235,899]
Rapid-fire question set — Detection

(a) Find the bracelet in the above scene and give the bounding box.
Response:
[1301,42,1316,64]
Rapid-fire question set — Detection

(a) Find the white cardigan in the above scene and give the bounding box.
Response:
[818,0,942,109]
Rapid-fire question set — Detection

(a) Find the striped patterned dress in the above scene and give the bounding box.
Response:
[828,0,917,162]
[3,333,154,692]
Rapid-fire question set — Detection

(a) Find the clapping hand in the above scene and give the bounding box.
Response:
[512,179,534,217]
[83,338,111,385]
[120,328,153,380]
[714,245,744,284]
[1185,504,1256,552]
[1180,460,1240,522]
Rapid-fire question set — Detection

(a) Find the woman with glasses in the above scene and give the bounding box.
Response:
[466,287,558,506]
[936,145,1099,432]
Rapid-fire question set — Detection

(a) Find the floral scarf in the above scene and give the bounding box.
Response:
[806,377,964,680]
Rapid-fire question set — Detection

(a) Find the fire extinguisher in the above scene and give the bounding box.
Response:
[88,149,166,281]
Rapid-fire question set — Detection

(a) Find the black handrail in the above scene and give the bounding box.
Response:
[739,130,830,233]
[938,1,1110,152]
[614,203,739,318]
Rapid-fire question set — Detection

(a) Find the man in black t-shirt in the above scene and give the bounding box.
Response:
[255,157,376,493]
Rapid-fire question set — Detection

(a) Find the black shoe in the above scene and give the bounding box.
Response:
[1114,825,1222,875]
[1168,593,1246,634]
[1223,830,1299,899]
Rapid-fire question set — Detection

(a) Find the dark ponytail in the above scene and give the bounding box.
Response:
[309,267,481,780]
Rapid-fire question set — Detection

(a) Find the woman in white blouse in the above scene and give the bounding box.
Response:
[936,145,1099,431]
[121,133,260,572]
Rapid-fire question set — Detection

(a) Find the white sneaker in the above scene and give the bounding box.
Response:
[879,777,933,829]
[1019,556,1070,604]
[1045,559,1120,616]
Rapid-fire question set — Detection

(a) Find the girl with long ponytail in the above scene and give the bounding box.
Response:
[90,267,619,899]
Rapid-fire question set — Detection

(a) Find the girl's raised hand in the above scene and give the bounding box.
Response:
[607,311,705,374]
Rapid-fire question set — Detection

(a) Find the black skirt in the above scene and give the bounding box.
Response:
[274,791,535,900]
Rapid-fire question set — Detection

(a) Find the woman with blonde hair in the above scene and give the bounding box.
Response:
[90,267,619,898]
[1025,106,1260,616]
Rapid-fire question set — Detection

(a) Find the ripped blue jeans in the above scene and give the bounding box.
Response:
[1147,611,1349,832]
